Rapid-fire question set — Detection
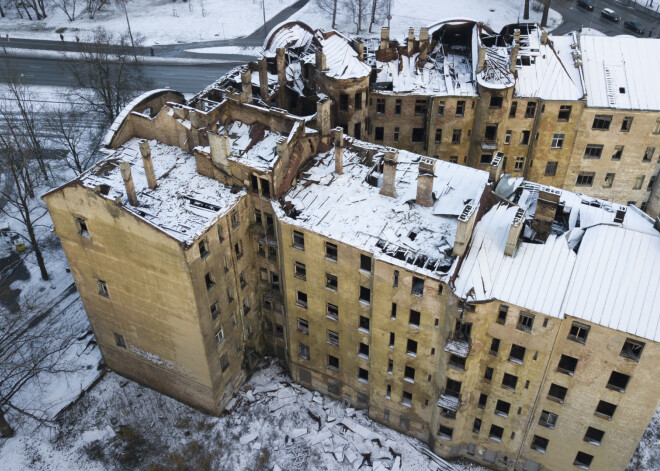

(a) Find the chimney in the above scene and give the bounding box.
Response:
[139,139,157,190]
[453,204,477,257]
[510,44,519,74]
[416,157,436,207]
[477,46,486,73]
[333,127,343,175]
[419,27,429,62]
[241,69,253,103]
[531,186,561,241]
[541,30,549,45]
[352,39,364,60]
[514,28,521,43]
[120,162,138,206]
[209,132,231,174]
[655,216,660,232]
[489,152,504,185]
[315,50,326,71]
[407,27,415,55]
[380,149,398,198]
[276,47,287,109]
[316,96,332,136]
[258,58,269,102]
[380,27,390,50]
[504,208,526,256]
[276,136,290,169]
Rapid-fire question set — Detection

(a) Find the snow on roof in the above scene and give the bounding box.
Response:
[219,121,281,172]
[305,31,371,80]
[580,34,660,110]
[514,31,584,100]
[263,21,314,55]
[562,225,660,342]
[80,138,244,245]
[277,140,488,278]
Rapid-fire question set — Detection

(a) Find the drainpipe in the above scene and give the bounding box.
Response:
[522,99,542,180]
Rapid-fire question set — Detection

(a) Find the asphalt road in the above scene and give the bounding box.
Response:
[551,0,659,35]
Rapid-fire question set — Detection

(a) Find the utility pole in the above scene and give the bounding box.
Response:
[262,0,267,38]
[123,0,138,61]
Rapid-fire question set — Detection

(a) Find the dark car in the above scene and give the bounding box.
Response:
[577,0,594,11]
[624,20,645,35]
[601,8,621,22]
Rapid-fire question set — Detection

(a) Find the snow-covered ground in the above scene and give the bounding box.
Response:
[1,0,298,45]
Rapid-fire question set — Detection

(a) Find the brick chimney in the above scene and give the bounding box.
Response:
[241,69,253,103]
[315,50,326,71]
[489,152,504,185]
[380,27,390,50]
[419,27,429,62]
[541,30,549,45]
[380,150,398,198]
[505,208,526,256]
[510,44,519,74]
[258,58,269,102]
[209,132,231,174]
[276,47,287,109]
[333,127,343,175]
[139,139,157,190]
[531,186,561,241]
[514,28,521,43]
[477,46,486,73]
[407,27,415,55]
[453,204,477,257]
[317,96,332,136]
[416,157,436,207]
[119,162,138,206]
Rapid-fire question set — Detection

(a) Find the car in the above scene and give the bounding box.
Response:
[577,0,594,11]
[624,20,645,35]
[601,8,621,22]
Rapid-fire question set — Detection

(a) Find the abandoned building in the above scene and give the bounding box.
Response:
[216,20,660,218]
[44,20,660,471]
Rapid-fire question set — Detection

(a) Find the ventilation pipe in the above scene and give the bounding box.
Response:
[139,140,157,190]
[333,127,343,175]
[380,150,398,198]
[120,162,138,206]
[505,208,526,256]
[416,157,436,207]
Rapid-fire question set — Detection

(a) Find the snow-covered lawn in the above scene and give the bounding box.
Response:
[1,0,298,45]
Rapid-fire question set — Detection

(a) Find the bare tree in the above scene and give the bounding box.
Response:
[51,0,78,21]
[347,0,368,33]
[46,105,96,175]
[369,0,378,33]
[316,0,339,29]
[541,0,551,27]
[0,293,79,437]
[67,29,149,126]
[85,0,107,19]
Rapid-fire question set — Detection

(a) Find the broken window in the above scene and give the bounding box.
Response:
[299,343,310,360]
[592,114,612,130]
[470,418,481,435]
[576,172,595,187]
[360,254,372,273]
[557,355,578,375]
[358,342,369,359]
[242,297,250,314]
[251,174,259,192]
[253,209,263,227]
[411,276,424,297]
[325,273,338,291]
[414,99,428,115]
[497,305,508,324]
[568,322,590,344]
[456,100,465,117]
[220,353,229,372]
[489,424,504,442]
[517,312,534,332]
[354,122,361,139]
[612,145,624,160]
[514,157,524,172]
[633,175,645,190]
[525,101,537,118]
[239,271,247,289]
[114,333,126,349]
[358,315,370,333]
[584,144,603,159]
[386,384,391,398]
[558,105,572,121]
[489,96,503,109]
[606,371,630,393]
[359,286,371,304]
[355,92,362,110]
[451,129,461,144]
[327,303,338,321]
[495,400,511,417]
[574,451,594,469]
[643,147,655,162]
[215,327,225,346]
[437,101,445,116]
[531,435,549,453]
[444,378,461,398]
[395,99,402,115]
[231,210,239,229]
[412,127,425,142]
[387,359,393,374]
[97,279,109,297]
[293,230,305,249]
[406,338,417,356]
[204,273,215,290]
[550,133,564,149]
[210,302,219,320]
[393,127,400,142]
[231,315,237,328]
[584,427,604,445]
[604,173,615,188]
[484,123,498,141]
[327,354,339,371]
[520,130,530,145]
[502,373,518,391]
[547,383,568,403]
[358,367,369,383]
[376,98,385,113]
[374,126,384,141]
[436,424,453,441]
[294,262,306,280]
[325,241,337,261]
[393,271,399,289]
[480,153,492,165]
[234,240,243,259]
[490,338,500,356]
[298,318,309,334]
[449,155,458,163]
[260,178,271,198]
[435,128,442,143]
[75,217,89,237]
[504,130,512,145]
[620,338,644,361]
[484,367,494,382]
[389,332,395,348]
[478,393,488,409]
[409,310,421,328]
[648,175,657,192]
[544,161,558,176]
[257,244,266,257]
[449,354,466,370]
[339,94,348,111]
[327,330,339,347]
[509,101,517,118]
[296,291,307,308]
[621,116,633,132]
[539,410,558,429]
[509,344,526,364]
[403,366,415,383]
[226,286,234,303]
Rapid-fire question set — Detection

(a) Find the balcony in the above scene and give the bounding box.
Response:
[481,139,497,150]
[437,388,463,411]
[444,333,471,358]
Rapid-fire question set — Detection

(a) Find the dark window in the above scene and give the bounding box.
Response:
[558,105,572,121]
[360,254,372,272]
[621,116,633,132]
[525,101,537,118]
[393,127,399,142]
[374,127,384,141]
[504,130,512,144]
[448,354,466,370]
[414,99,428,115]
[595,400,616,420]
[473,418,482,434]
[548,383,568,403]
[412,276,424,296]
[604,173,615,188]
[395,99,402,115]
[205,273,215,290]
[406,339,418,356]
[489,424,504,442]
[76,217,89,237]
[339,94,349,111]
[557,355,578,375]
[299,343,310,360]
[231,210,239,229]
[449,156,458,163]
[478,393,488,409]
[451,129,461,144]
[391,302,397,319]
[531,435,549,453]
[489,96,503,108]
[359,315,370,332]
[210,302,219,320]
[387,359,393,374]
[592,115,612,130]
[620,338,644,361]
[437,424,453,440]
[220,353,229,372]
[643,147,655,162]
[294,262,306,280]
[326,273,338,291]
[376,98,385,113]
[355,92,362,110]
[521,130,530,145]
[296,291,308,308]
[497,305,508,324]
[293,230,305,249]
[509,101,517,118]
[584,144,603,159]
[298,318,309,334]
[97,280,109,297]
[328,354,339,371]
[327,330,339,347]
[517,313,534,332]
[456,100,465,117]
[358,367,369,383]
[358,342,369,359]
[576,172,595,187]
[409,310,421,328]
[254,209,262,226]
[393,271,399,289]
[437,101,445,116]
[490,338,500,356]
[612,145,624,160]
[584,427,604,445]
[539,410,558,429]
[545,161,558,176]
[327,303,339,321]
[389,332,395,348]
[574,451,594,469]
[484,367,494,382]
[606,371,630,393]
[568,322,590,344]
[359,286,371,304]
[404,365,415,382]
[412,128,425,142]
[435,128,442,143]
[495,399,511,417]
[354,123,361,139]
[260,178,271,198]
[114,333,126,348]
[325,242,337,260]
[502,373,518,391]
[480,153,492,165]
